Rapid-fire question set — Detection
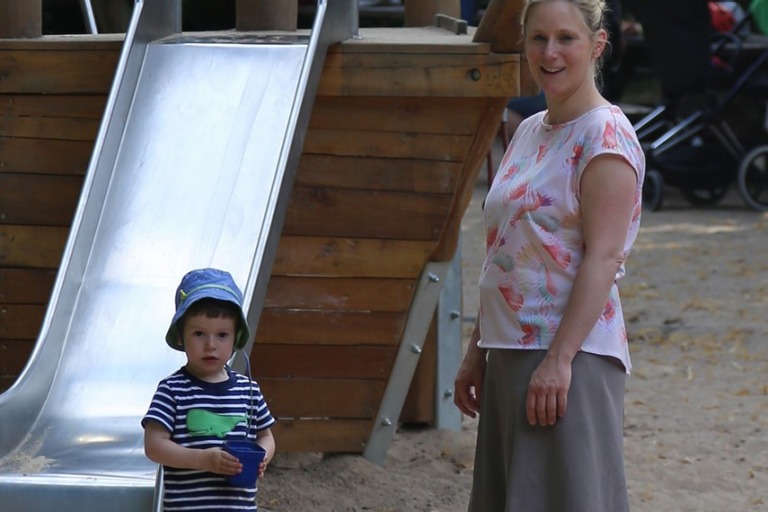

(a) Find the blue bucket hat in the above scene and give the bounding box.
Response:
[165,268,250,351]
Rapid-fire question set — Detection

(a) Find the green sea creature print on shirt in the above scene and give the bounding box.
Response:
[187,409,247,438]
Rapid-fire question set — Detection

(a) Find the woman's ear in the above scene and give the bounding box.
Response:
[593,29,608,59]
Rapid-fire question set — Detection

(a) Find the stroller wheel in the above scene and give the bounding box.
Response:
[680,183,729,207]
[642,169,665,211]
[738,145,768,211]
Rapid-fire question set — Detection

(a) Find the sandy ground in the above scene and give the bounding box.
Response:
[259,163,768,511]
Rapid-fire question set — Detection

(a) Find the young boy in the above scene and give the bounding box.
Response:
[143,268,276,511]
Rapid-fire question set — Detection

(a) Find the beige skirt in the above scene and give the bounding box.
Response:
[468,349,629,512]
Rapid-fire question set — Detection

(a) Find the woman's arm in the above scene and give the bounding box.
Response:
[526,154,638,426]
[454,318,488,418]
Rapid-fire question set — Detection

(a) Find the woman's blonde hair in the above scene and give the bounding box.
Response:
[521,0,606,36]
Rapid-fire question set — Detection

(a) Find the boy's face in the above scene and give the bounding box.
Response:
[181,313,236,382]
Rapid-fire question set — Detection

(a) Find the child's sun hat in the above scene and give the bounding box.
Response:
[165,268,250,351]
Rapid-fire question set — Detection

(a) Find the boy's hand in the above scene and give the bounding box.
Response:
[258,459,269,479]
[201,447,242,475]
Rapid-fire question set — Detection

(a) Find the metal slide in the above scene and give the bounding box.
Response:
[0,1,354,509]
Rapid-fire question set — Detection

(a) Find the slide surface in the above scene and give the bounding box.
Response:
[0,1,351,509]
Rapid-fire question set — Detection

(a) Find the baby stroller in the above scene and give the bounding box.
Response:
[633,0,768,211]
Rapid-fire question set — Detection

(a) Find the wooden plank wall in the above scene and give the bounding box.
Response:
[0,31,519,453]
[0,37,121,391]
[263,94,484,452]
[262,36,515,451]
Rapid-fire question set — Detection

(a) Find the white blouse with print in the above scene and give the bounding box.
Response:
[478,105,646,373]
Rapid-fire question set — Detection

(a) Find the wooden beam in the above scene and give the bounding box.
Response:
[270,418,370,453]
[318,51,520,98]
[304,128,470,161]
[435,13,468,35]
[236,0,297,31]
[0,340,36,376]
[404,0,460,27]
[259,378,385,418]
[0,49,119,94]
[0,173,82,226]
[0,0,41,38]
[271,236,434,279]
[0,305,45,339]
[0,268,56,304]
[401,316,437,423]
[282,187,453,241]
[473,0,525,53]
[0,137,94,175]
[308,97,480,137]
[252,345,395,380]
[0,113,101,141]
[0,94,107,119]
[297,154,463,194]
[520,55,540,96]
[0,225,69,268]
[257,310,405,345]
[431,96,508,261]
[264,276,415,312]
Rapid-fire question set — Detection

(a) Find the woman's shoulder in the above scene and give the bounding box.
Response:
[579,104,633,128]
[580,105,641,147]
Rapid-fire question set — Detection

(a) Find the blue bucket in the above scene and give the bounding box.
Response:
[223,440,266,487]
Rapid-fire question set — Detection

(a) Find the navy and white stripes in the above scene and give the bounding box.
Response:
[143,367,275,511]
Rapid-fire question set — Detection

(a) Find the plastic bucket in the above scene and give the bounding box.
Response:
[223,440,266,487]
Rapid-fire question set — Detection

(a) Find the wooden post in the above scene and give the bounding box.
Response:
[0,0,41,38]
[473,0,525,53]
[519,57,540,96]
[404,0,460,27]
[401,318,437,425]
[236,0,297,31]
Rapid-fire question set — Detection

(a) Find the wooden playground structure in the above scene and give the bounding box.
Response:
[0,0,528,457]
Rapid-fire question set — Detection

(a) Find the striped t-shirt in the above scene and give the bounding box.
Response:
[142,366,276,511]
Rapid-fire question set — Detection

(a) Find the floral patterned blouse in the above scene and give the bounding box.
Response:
[478,105,645,373]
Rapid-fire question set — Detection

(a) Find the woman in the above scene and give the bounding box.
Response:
[454,1,645,511]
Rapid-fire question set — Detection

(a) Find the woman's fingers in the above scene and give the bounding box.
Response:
[454,380,481,418]
[526,357,572,426]
[453,354,486,418]
[526,384,568,426]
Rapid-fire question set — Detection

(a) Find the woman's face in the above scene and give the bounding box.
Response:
[524,2,605,104]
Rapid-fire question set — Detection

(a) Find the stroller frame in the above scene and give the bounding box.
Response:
[635,0,768,211]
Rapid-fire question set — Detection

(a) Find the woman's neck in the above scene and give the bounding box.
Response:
[544,85,607,125]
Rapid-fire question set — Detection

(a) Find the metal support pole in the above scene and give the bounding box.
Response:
[80,0,98,34]
[434,244,462,430]
[363,261,451,465]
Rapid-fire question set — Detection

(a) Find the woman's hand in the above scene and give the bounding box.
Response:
[526,353,572,426]
[454,344,487,419]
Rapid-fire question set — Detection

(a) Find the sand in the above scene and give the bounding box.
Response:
[258,176,768,512]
